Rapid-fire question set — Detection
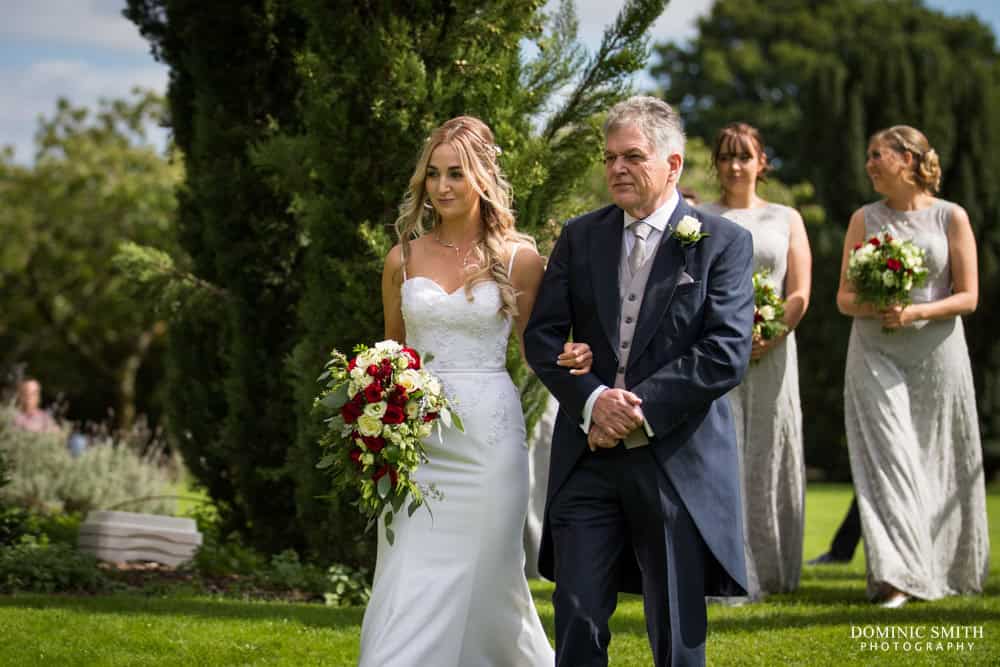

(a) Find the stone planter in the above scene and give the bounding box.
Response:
[78,510,202,567]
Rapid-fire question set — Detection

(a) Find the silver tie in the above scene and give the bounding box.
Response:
[628,220,652,275]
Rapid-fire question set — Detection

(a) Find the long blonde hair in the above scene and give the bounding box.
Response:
[395,116,534,317]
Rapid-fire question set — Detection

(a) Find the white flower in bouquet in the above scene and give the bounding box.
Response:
[364,401,387,419]
[357,414,384,437]
[759,305,776,321]
[396,369,424,393]
[374,340,402,354]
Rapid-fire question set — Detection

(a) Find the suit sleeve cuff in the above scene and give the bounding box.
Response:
[581,385,608,433]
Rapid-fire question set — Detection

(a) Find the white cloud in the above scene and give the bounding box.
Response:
[1,0,150,53]
[0,59,167,161]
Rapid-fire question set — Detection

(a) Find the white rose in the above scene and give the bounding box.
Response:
[374,340,402,354]
[396,369,424,394]
[350,365,366,382]
[364,401,387,419]
[890,239,902,248]
[417,423,433,439]
[357,414,383,437]
[882,270,896,287]
[395,356,410,370]
[356,349,378,368]
[675,215,701,238]
[405,400,420,420]
[424,376,442,397]
[759,305,776,321]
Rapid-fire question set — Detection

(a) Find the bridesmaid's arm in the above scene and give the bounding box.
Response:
[836,208,880,319]
[511,245,546,364]
[382,243,407,342]
[782,209,812,330]
[882,205,978,328]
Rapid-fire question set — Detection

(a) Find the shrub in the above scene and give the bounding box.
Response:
[324,562,371,607]
[0,407,176,515]
[0,541,110,594]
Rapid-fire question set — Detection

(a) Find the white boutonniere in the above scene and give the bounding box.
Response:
[672,215,710,247]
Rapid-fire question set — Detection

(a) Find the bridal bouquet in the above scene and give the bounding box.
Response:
[752,269,788,342]
[315,339,461,544]
[846,229,928,314]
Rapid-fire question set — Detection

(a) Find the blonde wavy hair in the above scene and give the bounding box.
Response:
[870,125,942,194]
[395,116,534,318]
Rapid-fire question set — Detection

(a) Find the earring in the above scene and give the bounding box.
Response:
[423,198,434,210]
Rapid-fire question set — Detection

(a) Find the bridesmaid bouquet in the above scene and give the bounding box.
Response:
[846,230,928,327]
[752,269,788,342]
[314,339,461,544]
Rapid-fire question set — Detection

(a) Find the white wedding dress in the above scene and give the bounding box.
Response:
[358,250,554,666]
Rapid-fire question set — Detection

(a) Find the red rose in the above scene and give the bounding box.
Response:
[423,411,439,423]
[388,384,408,406]
[362,435,385,453]
[886,258,902,272]
[869,237,881,247]
[341,399,363,424]
[379,358,394,380]
[348,357,357,371]
[754,311,764,323]
[364,381,383,404]
[853,243,863,251]
[366,364,380,377]
[402,347,421,369]
[349,448,363,468]
[383,404,406,424]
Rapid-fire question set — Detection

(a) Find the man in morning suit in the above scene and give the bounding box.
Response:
[524,96,754,666]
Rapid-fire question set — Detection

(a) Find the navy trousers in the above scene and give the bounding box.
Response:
[549,444,710,667]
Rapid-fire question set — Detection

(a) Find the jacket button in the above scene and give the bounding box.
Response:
[621,340,630,349]
[618,366,625,374]
[625,316,634,324]
[628,293,637,301]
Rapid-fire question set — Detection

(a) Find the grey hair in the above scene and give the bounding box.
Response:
[604,95,686,159]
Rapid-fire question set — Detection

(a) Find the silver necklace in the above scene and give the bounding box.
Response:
[434,233,479,268]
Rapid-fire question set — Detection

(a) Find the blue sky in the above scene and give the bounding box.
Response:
[2,0,998,162]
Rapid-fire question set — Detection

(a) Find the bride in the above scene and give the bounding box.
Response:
[360,116,590,665]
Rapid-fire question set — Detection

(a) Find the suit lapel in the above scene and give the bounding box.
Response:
[628,201,691,369]
[590,208,624,355]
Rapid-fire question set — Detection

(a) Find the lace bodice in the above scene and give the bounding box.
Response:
[401,277,511,372]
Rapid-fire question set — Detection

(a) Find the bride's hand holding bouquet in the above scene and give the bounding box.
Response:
[314,339,461,544]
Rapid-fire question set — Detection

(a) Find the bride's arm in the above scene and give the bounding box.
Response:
[510,245,546,362]
[382,244,406,342]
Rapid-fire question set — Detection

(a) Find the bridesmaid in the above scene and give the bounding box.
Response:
[699,122,811,599]
[836,125,989,608]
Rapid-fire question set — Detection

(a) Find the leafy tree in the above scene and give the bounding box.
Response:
[126,0,308,554]
[652,0,1000,477]
[0,92,181,431]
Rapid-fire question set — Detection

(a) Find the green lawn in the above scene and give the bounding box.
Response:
[1,484,997,666]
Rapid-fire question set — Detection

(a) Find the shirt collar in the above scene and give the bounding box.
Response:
[622,189,679,234]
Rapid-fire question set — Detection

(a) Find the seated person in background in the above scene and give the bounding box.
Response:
[12,377,60,434]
